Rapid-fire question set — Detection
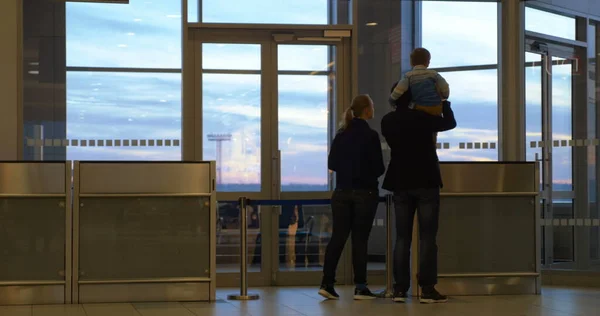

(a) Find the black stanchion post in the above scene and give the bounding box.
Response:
[228,197,260,301]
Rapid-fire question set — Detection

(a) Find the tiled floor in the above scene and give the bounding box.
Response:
[0,286,598,316]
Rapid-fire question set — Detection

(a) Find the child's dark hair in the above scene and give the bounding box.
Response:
[410,48,431,66]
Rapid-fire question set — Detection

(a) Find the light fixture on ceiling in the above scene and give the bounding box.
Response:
[366,22,378,26]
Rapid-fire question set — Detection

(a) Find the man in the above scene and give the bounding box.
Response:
[381,83,457,304]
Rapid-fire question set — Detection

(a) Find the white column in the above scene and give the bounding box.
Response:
[499,0,525,161]
[0,0,21,160]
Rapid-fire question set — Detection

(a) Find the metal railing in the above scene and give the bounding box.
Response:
[224,195,394,301]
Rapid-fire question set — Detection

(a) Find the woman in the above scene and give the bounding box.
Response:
[319,94,385,300]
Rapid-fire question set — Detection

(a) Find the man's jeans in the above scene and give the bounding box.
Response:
[392,188,440,292]
[322,189,379,285]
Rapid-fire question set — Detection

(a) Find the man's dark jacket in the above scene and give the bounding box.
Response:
[381,100,457,191]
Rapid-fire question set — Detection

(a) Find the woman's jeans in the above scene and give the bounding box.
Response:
[322,189,379,285]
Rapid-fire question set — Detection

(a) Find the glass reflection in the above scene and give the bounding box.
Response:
[552,61,573,191]
[203,0,328,24]
[525,7,576,40]
[66,71,182,161]
[202,73,261,191]
[279,75,329,191]
[203,44,261,70]
[422,1,497,68]
[66,0,182,68]
[216,203,261,273]
[434,69,499,161]
[525,52,543,186]
[278,45,330,71]
[277,204,332,271]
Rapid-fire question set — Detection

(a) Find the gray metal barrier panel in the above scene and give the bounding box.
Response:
[73,161,217,303]
[0,162,71,305]
[432,162,540,295]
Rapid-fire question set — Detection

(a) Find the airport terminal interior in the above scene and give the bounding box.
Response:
[1,0,600,315]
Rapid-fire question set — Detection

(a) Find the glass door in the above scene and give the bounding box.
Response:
[273,40,348,285]
[196,34,273,287]
[193,27,350,286]
[526,40,578,269]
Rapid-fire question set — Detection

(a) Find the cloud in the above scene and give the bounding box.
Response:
[281,143,328,155]
[202,0,327,24]
[68,146,180,161]
[525,7,576,40]
[211,104,327,129]
[67,1,181,68]
[422,2,497,67]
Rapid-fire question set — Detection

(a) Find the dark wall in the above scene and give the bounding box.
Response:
[22,0,67,160]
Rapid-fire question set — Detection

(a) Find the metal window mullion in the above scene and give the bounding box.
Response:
[542,53,555,267]
[200,69,331,75]
[430,64,498,73]
[267,40,279,285]
[525,30,587,48]
[201,69,261,75]
[573,16,590,270]
[66,66,182,73]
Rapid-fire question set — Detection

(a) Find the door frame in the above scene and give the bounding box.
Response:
[525,34,589,270]
[188,25,352,286]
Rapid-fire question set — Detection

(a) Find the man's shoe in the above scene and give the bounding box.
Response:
[392,290,408,303]
[354,287,377,300]
[318,284,339,300]
[420,287,447,304]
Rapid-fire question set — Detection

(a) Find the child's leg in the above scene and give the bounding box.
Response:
[413,104,443,116]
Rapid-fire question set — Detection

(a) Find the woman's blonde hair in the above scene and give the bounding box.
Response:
[342,94,373,129]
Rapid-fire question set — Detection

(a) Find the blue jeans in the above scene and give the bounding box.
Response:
[392,188,440,292]
[322,189,379,285]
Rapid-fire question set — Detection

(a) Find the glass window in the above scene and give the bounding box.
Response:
[277,44,333,191]
[589,23,597,205]
[436,69,498,162]
[552,59,573,191]
[525,52,543,164]
[66,0,182,68]
[66,72,181,161]
[202,73,261,192]
[202,0,329,24]
[202,44,261,70]
[279,75,329,191]
[188,0,199,23]
[278,45,330,71]
[422,1,497,68]
[421,1,498,161]
[525,7,576,40]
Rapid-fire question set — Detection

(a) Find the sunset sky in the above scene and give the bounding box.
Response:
[65,1,580,189]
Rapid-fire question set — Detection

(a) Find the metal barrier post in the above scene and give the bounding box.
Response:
[228,197,260,301]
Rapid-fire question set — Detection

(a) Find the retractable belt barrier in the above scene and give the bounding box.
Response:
[224,195,393,301]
